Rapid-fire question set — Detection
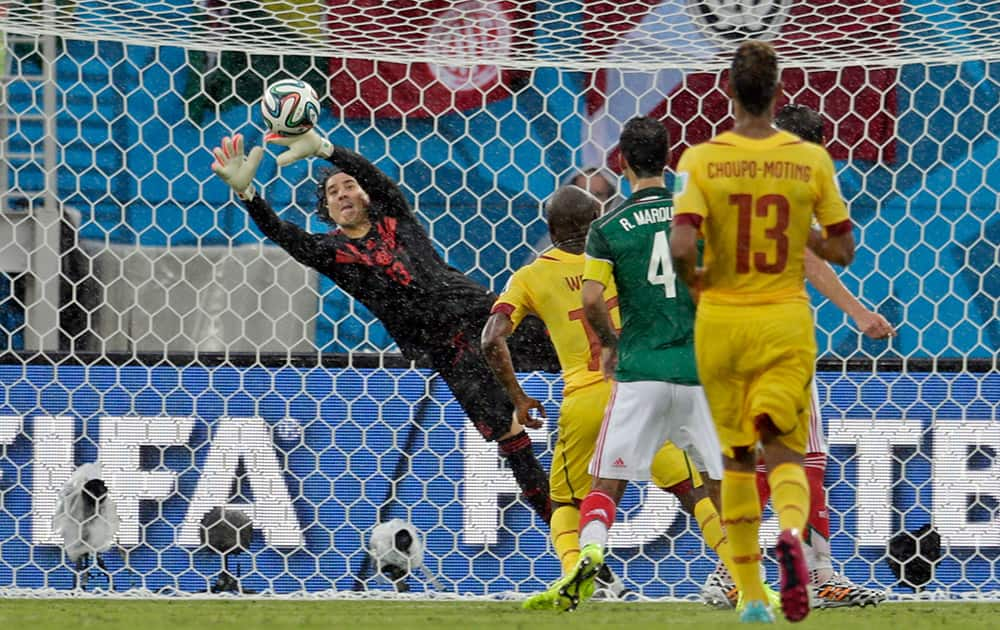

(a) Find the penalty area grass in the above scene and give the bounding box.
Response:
[0,599,997,629]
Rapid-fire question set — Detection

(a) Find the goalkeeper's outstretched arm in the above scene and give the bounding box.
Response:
[242,195,334,267]
[211,133,332,267]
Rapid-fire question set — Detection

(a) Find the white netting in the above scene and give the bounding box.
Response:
[3,1,1000,70]
[0,0,998,601]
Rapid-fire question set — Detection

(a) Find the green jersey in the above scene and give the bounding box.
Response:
[582,186,699,384]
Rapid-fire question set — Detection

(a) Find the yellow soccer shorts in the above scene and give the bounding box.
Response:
[551,381,702,504]
[694,300,817,458]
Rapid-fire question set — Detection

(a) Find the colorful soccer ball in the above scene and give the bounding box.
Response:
[261,79,320,136]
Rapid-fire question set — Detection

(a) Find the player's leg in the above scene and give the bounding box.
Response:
[802,384,886,608]
[546,384,610,575]
[694,307,774,622]
[437,330,550,522]
[532,381,672,611]
[801,381,832,585]
[550,384,631,600]
[651,408,737,574]
[749,303,817,622]
[581,381,675,548]
[650,440,745,609]
[527,477,625,612]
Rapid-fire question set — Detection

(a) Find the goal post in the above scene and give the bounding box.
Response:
[0,0,998,598]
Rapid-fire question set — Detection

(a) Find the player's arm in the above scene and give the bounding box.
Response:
[481,310,545,429]
[581,279,617,381]
[482,272,546,427]
[804,249,895,339]
[670,221,701,296]
[671,154,708,295]
[807,226,855,267]
[212,133,331,265]
[582,226,619,380]
[242,195,332,266]
[808,149,856,266]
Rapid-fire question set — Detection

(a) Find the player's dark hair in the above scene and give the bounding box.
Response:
[730,40,780,116]
[775,103,824,144]
[315,167,340,225]
[619,116,669,178]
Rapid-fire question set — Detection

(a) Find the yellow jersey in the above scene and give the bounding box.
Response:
[673,130,851,306]
[493,248,620,396]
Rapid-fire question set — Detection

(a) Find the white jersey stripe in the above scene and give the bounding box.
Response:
[590,381,618,478]
[806,379,827,454]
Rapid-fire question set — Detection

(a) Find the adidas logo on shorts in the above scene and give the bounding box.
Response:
[612,457,626,468]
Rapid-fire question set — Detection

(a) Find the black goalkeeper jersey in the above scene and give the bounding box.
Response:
[243,147,504,361]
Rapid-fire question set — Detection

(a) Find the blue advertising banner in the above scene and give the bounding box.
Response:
[0,365,997,596]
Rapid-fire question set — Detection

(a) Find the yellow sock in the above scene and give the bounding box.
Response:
[722,469,766,603]
[694,496,736,579]
[551,504,581,575]
[769,462,810,534]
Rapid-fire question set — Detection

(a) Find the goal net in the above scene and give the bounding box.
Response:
[0,0,998,599]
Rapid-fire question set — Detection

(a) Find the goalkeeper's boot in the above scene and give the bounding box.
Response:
[775,530,811,622]
[814,573,886,608]
[739,601,776,624]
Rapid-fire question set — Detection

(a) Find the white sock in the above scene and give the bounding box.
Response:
[579,520,609,549]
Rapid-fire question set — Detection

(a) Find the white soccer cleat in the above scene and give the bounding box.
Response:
[813,573,887,608]
[701,570,738,609]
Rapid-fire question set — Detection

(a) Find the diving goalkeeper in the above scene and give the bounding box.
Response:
[210,130,555,522]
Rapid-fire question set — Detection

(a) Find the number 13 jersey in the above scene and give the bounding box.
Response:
[583,187,699,385]
[673,130,851,306]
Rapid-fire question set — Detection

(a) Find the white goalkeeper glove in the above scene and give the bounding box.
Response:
[211,133,263,200]
[265,129,334,167]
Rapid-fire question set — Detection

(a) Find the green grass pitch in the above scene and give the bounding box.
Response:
[1,600,997,629]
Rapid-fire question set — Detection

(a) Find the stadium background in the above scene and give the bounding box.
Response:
[0,0,998,598]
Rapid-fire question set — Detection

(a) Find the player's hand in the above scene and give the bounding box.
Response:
[600,345,618,381]
[211,134,263,199]
[265,129,334,167]
[513,395,546,429]
[852,309,896,340]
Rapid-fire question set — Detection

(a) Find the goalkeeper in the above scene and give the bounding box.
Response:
[210,130,555,522]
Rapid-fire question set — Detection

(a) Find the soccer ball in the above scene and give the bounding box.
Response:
[261,79,320,137]
[686,0,791,43]
[368,519,424,588]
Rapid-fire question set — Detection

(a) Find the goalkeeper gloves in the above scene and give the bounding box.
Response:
[211,133,263,200]
[265,129,334,167]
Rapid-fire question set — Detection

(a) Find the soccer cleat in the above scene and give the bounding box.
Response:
[737,583,782,613]
[739,601,776,624]
[813,573,887,608]
[775,530,811,622]
[524,543,604,612]
[522,589,562,611]
[701,570,738,609]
